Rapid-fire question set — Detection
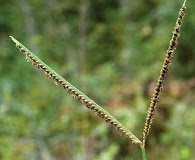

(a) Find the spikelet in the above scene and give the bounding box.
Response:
[142,0,186,145]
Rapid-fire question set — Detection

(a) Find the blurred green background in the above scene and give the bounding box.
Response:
[0,0,195,159]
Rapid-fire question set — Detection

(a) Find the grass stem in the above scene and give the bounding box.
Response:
[141,146,147,160]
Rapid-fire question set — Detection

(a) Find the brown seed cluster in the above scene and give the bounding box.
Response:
[142,3,186,143]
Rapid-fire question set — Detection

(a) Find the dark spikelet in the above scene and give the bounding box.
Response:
[142,1,186,145]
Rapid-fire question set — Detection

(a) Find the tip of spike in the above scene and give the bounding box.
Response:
[9,36,17,44]
[183,0,187,6]
[9,36,13,40]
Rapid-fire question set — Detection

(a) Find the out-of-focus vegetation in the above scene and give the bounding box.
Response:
[0,0,194,159]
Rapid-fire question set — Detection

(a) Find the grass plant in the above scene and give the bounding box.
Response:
[10,0,187,159]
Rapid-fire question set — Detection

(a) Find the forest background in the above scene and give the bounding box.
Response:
[0,0,194,159]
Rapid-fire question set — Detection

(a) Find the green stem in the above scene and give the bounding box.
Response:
[141,146,147,160]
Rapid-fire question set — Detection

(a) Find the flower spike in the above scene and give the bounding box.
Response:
[10,36,141,145]
[142,0,187,145]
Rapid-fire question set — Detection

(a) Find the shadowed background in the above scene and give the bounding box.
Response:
[0,0,195,159]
